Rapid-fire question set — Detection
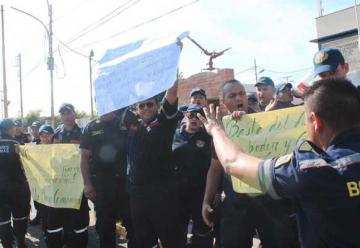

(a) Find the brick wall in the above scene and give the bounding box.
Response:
[178,68,234,105]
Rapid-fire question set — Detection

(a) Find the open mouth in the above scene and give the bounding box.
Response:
[237,103,244,109]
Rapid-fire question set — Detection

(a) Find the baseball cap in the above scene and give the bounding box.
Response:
[255,77,275,87]
[59,103,75,113]
[247,94,257,102]
[184,103,204,115]
[14,119,22,127]
[31,121,42,128]
[276,83,292,94]
[313,48,345,75]
[189,88,206,98]
[39,124,54,135]
[0,119,16,131]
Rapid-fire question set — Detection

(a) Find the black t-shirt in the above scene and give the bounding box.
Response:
[127,99,178,186]
[172,126,211,190]
[80,115,128,175]
[53,124,82,144]
[0,135,27,186]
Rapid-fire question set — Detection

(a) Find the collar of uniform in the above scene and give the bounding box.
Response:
[327,128,360,150]
[60,123,80,133]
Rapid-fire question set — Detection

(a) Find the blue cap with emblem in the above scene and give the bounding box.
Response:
[59,103,75,113]
[255,77,275,87]
[185,103,205,115]
[313,48,345,76]
[189,88,206,98]
[276,83,292,94]
[39,124,54,135]
[31,121,42,128]
[0,118,16,132]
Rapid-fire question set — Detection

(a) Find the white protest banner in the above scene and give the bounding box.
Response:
[94,31,189,116]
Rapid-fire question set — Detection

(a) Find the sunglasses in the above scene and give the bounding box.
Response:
[138,102,155,109]
[185,112,200,119]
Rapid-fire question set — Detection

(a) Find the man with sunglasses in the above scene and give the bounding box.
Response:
[126,80,183,247]
[172,104,213,247]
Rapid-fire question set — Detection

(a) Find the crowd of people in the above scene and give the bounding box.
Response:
[0,46,359,248]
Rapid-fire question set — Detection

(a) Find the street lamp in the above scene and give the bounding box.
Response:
[89,50,94,118]
[11,5,55,127]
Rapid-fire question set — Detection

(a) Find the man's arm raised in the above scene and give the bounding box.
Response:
[198,104,262,190]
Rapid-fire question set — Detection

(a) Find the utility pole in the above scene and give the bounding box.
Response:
[318,0,324,17]
[48,3,55,127]
[354,1,360,50]
[1,5,8,118]
[16,54,23,119]
[254,59,258,83]
[18,53,24,120]
[282,75,293,84]
[89,50,94,119]
[11,4,55,126]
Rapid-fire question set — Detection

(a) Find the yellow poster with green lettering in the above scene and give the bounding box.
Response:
[19,144,83,209]
[223,106,307,193]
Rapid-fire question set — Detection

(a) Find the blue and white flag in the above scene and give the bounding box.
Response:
[94,31,189,116]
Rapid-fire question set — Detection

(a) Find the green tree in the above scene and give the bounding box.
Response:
[24,109,42,126]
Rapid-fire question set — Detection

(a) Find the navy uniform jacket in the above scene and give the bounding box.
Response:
[80,115,128,176]
[172,126,211,190]
[53,124,82,144]
[0,135,27,187]
[258,128,360,247]
[127,99,178,186]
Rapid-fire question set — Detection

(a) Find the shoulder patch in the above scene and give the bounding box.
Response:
[275,154,293,168]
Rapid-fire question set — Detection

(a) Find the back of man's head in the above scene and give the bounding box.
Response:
[304,78,360,132]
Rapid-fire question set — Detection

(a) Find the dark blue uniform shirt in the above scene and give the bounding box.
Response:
[0,135,27,186]
[258,128,360,247]
[127,99,178,186]
[80,115,128,175]
[53,124,82,144]
[172,126,211,189]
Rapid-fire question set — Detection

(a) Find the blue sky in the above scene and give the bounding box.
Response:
[0,0,357,117]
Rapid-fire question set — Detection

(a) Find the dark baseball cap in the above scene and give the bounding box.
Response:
[189,88,206,98]
[14,119,22,127]
[59,103,75,113]
[313,48,345,75]
[255,77,275,87]
[0,119,15,131]
[31,121,42,128]
[276,83,292,94]
[247,94,257,102]
[39,124,54,135]
[184,103,204,115]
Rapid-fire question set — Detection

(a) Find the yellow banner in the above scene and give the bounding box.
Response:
[19,144,83,209]
[223,106,307,193]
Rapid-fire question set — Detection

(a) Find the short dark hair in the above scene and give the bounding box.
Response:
[304,78,360,131]
[219,79,243,100]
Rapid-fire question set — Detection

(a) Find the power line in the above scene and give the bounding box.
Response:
[258,66,311,74]
[53,0,92,22]
[73,0,200,50]
[65,0,139,45]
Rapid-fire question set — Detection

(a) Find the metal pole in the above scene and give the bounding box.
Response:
[89,50,94,118]
[318,0,323,17]
[18,54,23,119]
[354,1,360,50]
[254,59,258,83]
[48,4,55,127]
[1,5,8,118]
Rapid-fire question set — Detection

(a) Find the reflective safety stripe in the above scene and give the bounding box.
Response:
[74,227,87,234]
[47,227,63,233]
[12,216,28,221]
[299,153,360,170]
[0,220,11,226]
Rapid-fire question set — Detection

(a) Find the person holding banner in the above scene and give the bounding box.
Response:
[126,80,183,247]
[80,110,136,248]
[45,103,89,248]
[0,119,31,248]
[199,78,360,247]
[202,79,298,248]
